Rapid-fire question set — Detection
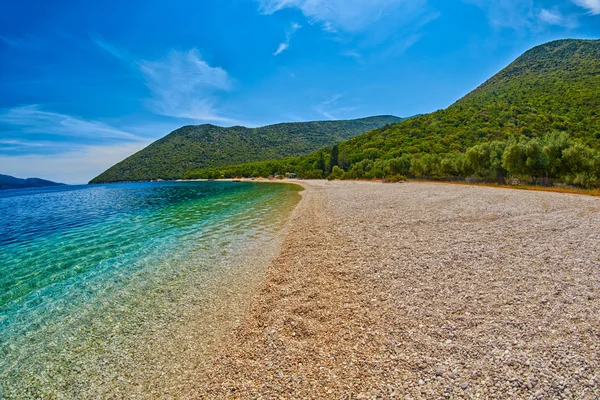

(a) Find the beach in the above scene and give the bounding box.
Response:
[193,180,600,399]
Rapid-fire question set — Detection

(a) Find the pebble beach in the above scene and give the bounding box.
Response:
[193,180,600,399]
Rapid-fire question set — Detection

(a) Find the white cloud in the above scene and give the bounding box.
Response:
[274,42,289,55]
[138,49,234,121]
[539,8,564,24]
[322,94,343,105]
[0,141,152,184]
[258,0,428,33]
[314,94,358,120]
[0,105,141,141]
[572,0,600,14]
[341,50,362,60]
[91,35,132,63]
[466,0,592,30]
[259,0,437,62]
[92,39,235,122]
[274,22,302,55]
[538,8,578,28]
[464,0,536,29]
[0,139,50,148]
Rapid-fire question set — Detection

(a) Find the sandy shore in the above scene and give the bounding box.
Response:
[184,180,600,399]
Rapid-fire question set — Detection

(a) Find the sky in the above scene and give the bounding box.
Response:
[1,0,599,183]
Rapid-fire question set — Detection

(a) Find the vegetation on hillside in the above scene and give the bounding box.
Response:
[89,116,404,183]
[0,174,64,190]
[184,132,600,187]
[185,39,600,188]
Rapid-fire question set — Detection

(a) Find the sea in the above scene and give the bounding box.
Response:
[0,181,301,398]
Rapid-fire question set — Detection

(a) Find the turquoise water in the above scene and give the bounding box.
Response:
[0,181,300,398]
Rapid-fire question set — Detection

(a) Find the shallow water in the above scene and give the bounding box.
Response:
[0,181,301,398]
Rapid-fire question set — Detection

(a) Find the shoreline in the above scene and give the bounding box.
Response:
[229,177,600,198]
[0,182,303,399]
[193,180,600,398]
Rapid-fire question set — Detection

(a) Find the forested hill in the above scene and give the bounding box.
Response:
[90,115,403,183]
[341,39,600,157]
[0,174,65,190]
[184,39,600,188]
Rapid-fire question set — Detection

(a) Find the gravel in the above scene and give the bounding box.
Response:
[191,180,600,399]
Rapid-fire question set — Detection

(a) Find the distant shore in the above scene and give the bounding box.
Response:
[218,176,600,197]
[193,180,600,398]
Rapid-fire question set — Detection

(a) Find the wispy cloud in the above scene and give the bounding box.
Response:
[0,141,152,184]
[273,42,289,56]
[91,35,132,63]
[138,49,234,121]
[0,105,141,141]
[257,0,428,33]
[258,0,438,63]
[572,0,600,14]
[93,38,235,122]
[322,94,343,105]
[538,8,578,28]
[341,50,362,60]
[0,139,62,149]
[314,94,358,120]
[466,0,590,30]
[0,35,26,48]
[464,0,536,30]
[274,22,302,55]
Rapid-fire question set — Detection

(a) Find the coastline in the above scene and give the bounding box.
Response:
[0,182,303,399]
[193,180,600,399]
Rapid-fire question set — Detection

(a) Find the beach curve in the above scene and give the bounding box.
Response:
[191,180,600,399]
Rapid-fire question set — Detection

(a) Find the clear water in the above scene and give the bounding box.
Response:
[0,181,301,398]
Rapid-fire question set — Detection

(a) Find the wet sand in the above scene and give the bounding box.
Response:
[192,180,600,399]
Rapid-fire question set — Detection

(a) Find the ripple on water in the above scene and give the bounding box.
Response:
[0,181,301,398]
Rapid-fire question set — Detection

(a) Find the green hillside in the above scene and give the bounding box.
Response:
[89,116,403,183]
[186,39,600,187]
[341,39,600,156]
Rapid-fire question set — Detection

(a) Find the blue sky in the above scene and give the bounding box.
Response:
[1,0,599,183]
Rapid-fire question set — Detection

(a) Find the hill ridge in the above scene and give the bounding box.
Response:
[184,39,600,188]
[0,174,65,190]
[90,115,404,183]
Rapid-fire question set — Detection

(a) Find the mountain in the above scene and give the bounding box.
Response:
[0,174,65,190]
[339,39,600,157]
[90,116,404,183]
[183,39,600,187]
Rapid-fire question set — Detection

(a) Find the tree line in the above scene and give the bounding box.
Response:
[184,132,600,188]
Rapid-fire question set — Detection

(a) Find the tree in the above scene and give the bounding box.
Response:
[388,155,412,176]
[503,141,526,177]
[328,145,339,174]
[440,154,462,177]
[562,142,596,187]
[314,151,326,178]
[488,141,507,182]
[524,138,548,183]
[410,154,442,179]
[466,144,490,178]
[339,150,350,170]
[327,165,344,180]
[542,131,570,178]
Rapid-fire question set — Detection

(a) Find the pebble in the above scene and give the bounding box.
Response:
[192,181,600,399]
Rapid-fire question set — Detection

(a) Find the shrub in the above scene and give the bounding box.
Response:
[383,174,407,183]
